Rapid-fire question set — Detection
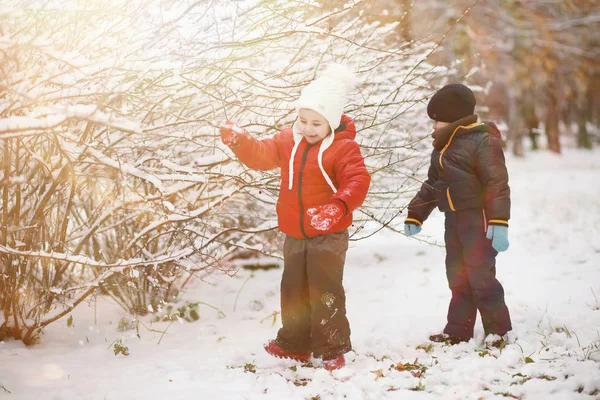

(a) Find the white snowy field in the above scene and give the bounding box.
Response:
[1,148,599,400]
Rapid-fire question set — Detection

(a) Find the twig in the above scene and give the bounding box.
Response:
[157,320,175,346]
[233,273,252,312]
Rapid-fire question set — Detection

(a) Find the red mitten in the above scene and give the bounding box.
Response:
[219,120,245,146]
[307,202,345,231]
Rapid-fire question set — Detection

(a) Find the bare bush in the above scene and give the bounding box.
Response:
[0,0,441,343]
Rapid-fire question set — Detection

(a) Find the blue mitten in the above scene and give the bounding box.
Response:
[404,223,422,236]
[486,225,509,252]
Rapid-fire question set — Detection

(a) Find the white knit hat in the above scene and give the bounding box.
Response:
[288,63,357,193]
[295,63,356,133]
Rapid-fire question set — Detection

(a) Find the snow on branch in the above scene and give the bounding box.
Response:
[0,244,196,269]
[86,147,164,193]
[0,106,143,138]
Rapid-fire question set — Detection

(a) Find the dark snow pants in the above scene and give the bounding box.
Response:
[443,209,512,339]
[275,230,351,359]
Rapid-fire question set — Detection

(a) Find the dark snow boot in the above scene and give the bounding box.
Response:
[484,333,509,349]
[429,333,470,345]
[264,340,310,362]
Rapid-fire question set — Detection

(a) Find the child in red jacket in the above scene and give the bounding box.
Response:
[219,64,371,370]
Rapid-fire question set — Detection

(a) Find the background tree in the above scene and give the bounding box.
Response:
[377,0,600,154]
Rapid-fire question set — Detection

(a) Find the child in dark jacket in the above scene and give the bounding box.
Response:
[219,64,371,369]
[404,83,512,346]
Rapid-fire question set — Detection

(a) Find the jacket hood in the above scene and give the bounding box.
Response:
[485,121,502,138]
[432,114,478,150]
[431,116,502,150]
[334,114,357,141]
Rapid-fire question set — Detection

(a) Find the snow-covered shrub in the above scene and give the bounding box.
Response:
[0,0,444,343]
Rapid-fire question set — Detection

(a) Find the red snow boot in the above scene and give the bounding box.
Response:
[263,340,310,362]
[323,354,345,371]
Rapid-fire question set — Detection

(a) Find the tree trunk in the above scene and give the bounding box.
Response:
[577,87,592,149]
[507,89,524,157]
[545,83,561,153]
[522,101,539,151]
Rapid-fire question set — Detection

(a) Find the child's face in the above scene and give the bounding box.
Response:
[432,120,451,130]
[297,108,332,144]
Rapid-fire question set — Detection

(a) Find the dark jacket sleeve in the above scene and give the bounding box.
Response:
[475,133,511,226]
[229,131,281,171]
[405,158,439,225]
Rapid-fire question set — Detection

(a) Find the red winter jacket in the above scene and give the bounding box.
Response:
[228,114,371,239]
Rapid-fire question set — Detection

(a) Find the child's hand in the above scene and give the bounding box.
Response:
[404,223,422,236]
[486,225,509,252]
[307,202,345,231]
[219,120,245,146]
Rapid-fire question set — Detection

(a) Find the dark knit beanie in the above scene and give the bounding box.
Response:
[427,83,476,123]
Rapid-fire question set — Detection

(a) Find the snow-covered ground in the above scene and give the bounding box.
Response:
[1,149,599,400]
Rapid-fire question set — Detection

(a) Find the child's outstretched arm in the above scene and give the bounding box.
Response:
[220,121,281,170]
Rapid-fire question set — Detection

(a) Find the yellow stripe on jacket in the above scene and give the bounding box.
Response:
[438,122,484,169]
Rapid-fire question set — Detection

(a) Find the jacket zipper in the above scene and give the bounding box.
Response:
[483,209,488,233]
[446,187,456,211]
[297,143,313,239]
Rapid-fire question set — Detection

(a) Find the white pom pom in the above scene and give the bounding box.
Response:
[320,62,357,92]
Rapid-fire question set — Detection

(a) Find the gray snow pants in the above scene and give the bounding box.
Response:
[275,230,352,359]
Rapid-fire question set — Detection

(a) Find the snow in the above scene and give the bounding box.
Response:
[1,149,599,399]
